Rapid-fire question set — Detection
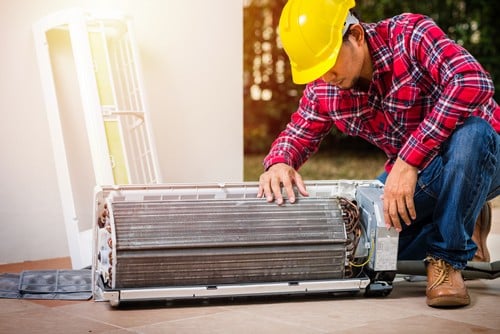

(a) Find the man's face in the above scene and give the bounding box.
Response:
[320,37,363,89]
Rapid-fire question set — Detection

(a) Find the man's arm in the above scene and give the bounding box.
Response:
[382,16,496,229]
[399,15,496,170]
[260,83,335,204]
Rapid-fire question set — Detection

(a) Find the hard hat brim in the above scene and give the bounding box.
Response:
[290,44,340,85]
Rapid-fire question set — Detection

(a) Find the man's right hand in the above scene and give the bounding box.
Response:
[257,163,309,205]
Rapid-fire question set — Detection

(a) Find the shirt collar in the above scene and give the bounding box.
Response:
[362,22,393,78]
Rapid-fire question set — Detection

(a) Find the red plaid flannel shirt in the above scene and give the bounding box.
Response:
[264,13,500,172]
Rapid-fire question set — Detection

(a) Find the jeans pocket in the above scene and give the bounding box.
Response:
[415,156,442,200]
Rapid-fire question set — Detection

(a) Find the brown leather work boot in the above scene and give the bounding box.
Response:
[472,202,492,262]
[425,256,470,307]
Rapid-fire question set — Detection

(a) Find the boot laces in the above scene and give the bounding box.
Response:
[427,257,452,290]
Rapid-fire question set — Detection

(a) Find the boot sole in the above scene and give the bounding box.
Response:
[427,295,470,308]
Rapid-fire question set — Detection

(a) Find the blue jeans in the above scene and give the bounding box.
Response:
[377,117,500,269]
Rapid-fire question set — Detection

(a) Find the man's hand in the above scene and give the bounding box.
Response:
[383,157,418,232]
[257,163,309,205]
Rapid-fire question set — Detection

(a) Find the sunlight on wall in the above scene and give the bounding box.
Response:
[1,0,243,265]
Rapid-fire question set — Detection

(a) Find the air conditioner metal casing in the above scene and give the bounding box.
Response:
[92,180,398,306]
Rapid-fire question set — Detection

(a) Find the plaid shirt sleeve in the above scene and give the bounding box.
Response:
[263,84,334,170]
[398,16,497,169]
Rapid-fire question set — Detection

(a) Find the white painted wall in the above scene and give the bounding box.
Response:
[0,0,243,264]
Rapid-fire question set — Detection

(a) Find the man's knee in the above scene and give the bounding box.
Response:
[444,117,498,165]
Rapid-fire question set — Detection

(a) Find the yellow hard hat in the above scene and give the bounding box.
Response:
[279,0,357,84]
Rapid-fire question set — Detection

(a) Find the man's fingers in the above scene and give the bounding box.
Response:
[294,173,309,198]
[405,195,417,221]
[381,157,418,232]
[389,202,402,232]
[281,177,296,203]
[258,174,273,202]
[397,197,412,226]
[270,177,283,204]
[257,164,308,205]
[257,180,265,198]
[383,210,391,230]
[383,198,402,232]
[396,194,416,226]
[383,194,416,232]
[383,200,394,230]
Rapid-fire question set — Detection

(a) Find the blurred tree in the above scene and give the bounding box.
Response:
[244,0,301,153]
[244,0,500,154]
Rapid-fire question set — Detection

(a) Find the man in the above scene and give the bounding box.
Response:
[257,0,500,308]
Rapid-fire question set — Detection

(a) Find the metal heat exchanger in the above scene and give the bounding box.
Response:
[92,181,399,307]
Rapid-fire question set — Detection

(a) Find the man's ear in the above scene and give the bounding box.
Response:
[348,24,365,46]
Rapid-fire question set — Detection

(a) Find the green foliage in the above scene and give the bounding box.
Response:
[357,0,500,93]
[244,0,500,154]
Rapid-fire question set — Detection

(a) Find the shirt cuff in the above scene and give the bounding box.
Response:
[398,135,439,170]
[263,155,290,171]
